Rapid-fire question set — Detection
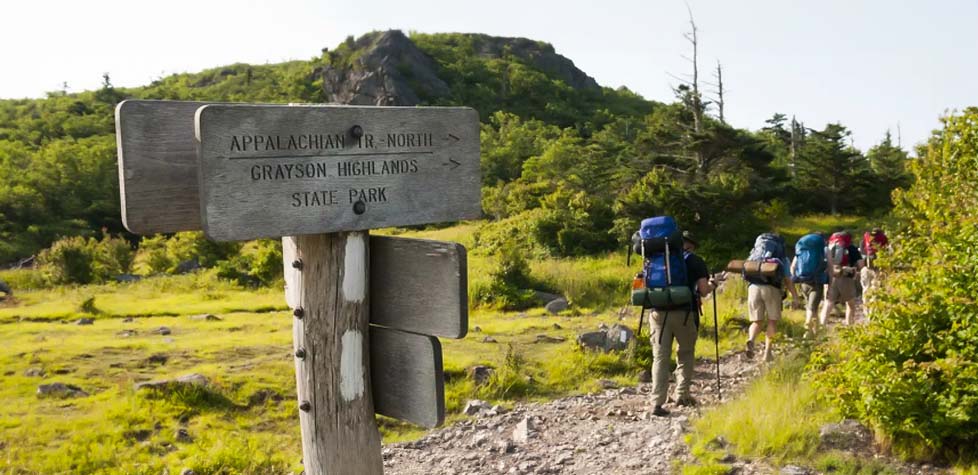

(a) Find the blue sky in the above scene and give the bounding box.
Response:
[2,0,974,152]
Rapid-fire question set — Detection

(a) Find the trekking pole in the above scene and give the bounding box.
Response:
[636,306,645,338]
[712,283,722,401]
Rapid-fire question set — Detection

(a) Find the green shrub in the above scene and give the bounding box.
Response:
[811,108,978,463]
[37,234,134,285]
[38,236,96,284]
[135,235,172,275]
[471,242,538,310]
[93,235,134,277]
[213,239,283,287]
[135,232,241,275]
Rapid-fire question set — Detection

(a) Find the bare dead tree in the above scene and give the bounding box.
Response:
[683,4,702,134]
[712,61,725,124]
[790,116,800,177]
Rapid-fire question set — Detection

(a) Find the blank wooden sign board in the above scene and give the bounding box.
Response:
[195,104,481,241]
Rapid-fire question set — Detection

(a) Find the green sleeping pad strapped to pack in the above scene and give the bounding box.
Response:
[631,286,693,309]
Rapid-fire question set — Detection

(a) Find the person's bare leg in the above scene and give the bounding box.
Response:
[820,296,832,327]
[845,300,856,326]
[763,319,777,361]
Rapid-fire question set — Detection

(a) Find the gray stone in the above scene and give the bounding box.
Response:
[155,326,172,336]
[706,435,729,450]
[189,314,221,321]
[533,290,564,305]
[576,331,607,351]
[122,316,135,323]
[637,369,652,383]
[174,428,193,443]
[75,318,95,325]
[472,326,482,332]
[551,323,562,330]
[577,324,635,353]
[481,336,497,343]
[134,373,210,391]
[603,323,635,352]
[23,367,45,377]
[780,465,813,475]
[37,382,88,398]
[534,334,566,344]
[819,419,872,451]
[180,469,195,475]
[115,273,142,283]
[512,417,534,443]
[468,365,494,386]
[545,298,569,315]
[598,379,618,389]
[144,353,168,365]
[463,399,491,416]
[117,329,137,337]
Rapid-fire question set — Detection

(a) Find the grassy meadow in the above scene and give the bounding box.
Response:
[0,216,870,474]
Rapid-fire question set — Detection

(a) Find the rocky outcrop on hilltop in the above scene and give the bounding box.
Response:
[319,30,599,106]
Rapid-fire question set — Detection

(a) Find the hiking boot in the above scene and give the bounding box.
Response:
[652,405,670,417]
[763,348,774,362]
[745,340,756,359]
[675,395,698,407]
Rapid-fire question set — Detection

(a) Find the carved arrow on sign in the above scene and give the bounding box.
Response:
[443,158,461,170]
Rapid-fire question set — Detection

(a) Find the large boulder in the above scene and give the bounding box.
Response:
[321,30,450,106]
[577,324,636,352]
[467,365,494,386]
[545,298,569,315]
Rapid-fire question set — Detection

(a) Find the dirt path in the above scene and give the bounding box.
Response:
[384,352,764,475]
[383,296,951,475]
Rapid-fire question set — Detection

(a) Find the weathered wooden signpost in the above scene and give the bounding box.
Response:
[115,99,480,474]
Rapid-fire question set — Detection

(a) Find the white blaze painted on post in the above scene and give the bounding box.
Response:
[343,233,366,303]
[340,330,365,401]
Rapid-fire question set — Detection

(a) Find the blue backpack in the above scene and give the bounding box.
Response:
[630,216,693,309]
[792,233,826,284]
[744,233,787,287]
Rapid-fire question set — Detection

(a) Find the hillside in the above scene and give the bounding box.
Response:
[0,30,654,264]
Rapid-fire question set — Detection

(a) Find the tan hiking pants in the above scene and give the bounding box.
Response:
[649,308,698,406]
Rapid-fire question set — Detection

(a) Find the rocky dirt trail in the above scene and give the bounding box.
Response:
[384,352,764,475]
[384,298,952,475]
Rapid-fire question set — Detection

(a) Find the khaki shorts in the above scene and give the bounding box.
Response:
[748,284,783,322]
[827,275,858,303]
[800,283,824,313]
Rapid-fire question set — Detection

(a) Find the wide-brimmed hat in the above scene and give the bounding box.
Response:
[682,230,698,247]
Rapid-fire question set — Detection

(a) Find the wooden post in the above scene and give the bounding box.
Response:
[283,232,383,475]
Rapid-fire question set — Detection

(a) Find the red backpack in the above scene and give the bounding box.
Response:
[827,232,852,267]
[862,230,888,257]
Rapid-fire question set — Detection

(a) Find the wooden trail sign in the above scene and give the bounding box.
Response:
[115,100,210,234]
[195,104,481,241]
[369,235,467,339]
[116,99,480,474]
[370,327,444,428]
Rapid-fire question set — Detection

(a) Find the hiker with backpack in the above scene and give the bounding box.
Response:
[791,232,829,337]
[859,227,887,318]
[743,233,799,361]
[630,217,713,416]
[821,230,865,326]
